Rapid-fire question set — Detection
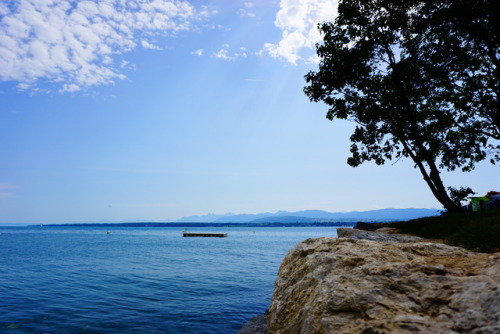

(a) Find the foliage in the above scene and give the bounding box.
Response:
[392,209,500,252]
[417,0,500,163]
[304,0,499,212]
[448,186,476,208]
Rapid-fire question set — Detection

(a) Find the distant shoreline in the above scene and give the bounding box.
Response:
[35,222,359,228]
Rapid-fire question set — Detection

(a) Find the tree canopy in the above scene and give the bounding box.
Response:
[304,0,499,212]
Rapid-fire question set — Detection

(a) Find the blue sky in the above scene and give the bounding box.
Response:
[0,0,496,224]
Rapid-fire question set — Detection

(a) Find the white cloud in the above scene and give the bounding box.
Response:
[214,48,232,60]
[141,40,162,50]
[213,45,247,61]
[191,48,203,56]
[238,10,255,18]
[60,83,81,93]
[238,2,255,18]
[120,60,130,68]
[262,0,338,64]
[0,0,204,92]
[16,83,31,91]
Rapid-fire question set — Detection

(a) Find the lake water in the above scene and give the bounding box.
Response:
[0,225,345,334]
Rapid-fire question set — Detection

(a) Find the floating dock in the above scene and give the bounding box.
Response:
[183,232,228,238]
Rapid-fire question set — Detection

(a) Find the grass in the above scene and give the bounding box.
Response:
[391,208,500,253]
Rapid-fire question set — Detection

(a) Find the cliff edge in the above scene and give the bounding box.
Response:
[266,229,500,333]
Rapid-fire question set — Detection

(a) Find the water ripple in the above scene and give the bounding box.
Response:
[0,226,338,333]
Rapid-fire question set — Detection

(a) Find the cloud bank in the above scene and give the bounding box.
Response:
[263,0,338,64]
[0,0,202,92]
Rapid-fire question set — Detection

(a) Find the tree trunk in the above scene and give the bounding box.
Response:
[399,138,463,212]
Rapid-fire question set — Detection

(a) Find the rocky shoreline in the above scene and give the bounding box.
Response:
[238,226,500,333]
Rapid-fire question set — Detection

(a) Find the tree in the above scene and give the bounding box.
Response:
[418,0,500,160]
[304,0,499,212]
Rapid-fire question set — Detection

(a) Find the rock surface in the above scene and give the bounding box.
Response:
[267,237,500,334]
[353,222,393,231]
[337,227,423,243]
[237,314,267,334]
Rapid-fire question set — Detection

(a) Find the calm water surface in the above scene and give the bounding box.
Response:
[0,226,342,334]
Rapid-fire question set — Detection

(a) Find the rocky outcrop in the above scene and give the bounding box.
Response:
[237,314,267,334]
[353,222,394,231]
[337,227,423,243]
[267,236,500,333]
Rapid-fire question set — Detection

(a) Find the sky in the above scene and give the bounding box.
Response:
[0,0,497,224]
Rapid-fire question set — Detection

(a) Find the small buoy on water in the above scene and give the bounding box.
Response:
[106,231,110,234]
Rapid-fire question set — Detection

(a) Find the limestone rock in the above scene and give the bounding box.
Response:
[267,237,500,334]
[353,222,393,231]
[237,314,267,334]
[337,227,422,243]
[374,227,401,234]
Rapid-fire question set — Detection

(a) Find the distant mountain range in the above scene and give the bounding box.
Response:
[175,208,440,223]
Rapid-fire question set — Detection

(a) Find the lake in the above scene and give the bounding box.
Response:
[0,225,346,333]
